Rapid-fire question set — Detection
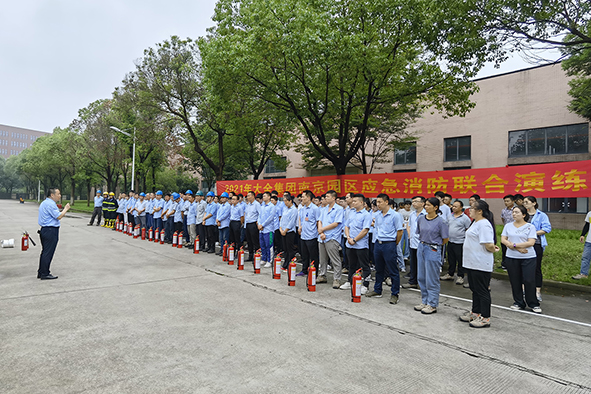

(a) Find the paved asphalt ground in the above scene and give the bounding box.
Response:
[1,200,590,393]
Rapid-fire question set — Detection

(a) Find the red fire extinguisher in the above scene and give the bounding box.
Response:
[115,217,119,231]
[351,269,363,303]
[177,232,184,248]
[160,229,165,244]
[228,243,235,265]
[287,258,296,286]
[134,225,140,239]
[172,231,178,247]
[148,227,153,241]
[128,223,133,236]
[154,228,160,243]
[273,253,283,280]
[307,261,316,292]
[141,227,146,240]
[222,241,229,262]
[193,235,200,254]
[253,249,261,274]
[21,232,29,251]
[237,247,244,270]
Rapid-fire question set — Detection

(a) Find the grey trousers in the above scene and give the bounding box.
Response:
[188,224,197,244]
[319,239,342,280]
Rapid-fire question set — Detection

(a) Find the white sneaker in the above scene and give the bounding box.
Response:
[263,261,272,268]
[361,286,368,295]
[532,306,542,313]
[339,282,351,290]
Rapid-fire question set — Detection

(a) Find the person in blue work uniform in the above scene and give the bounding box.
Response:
[115,192,126,228]
[182,191,192,244]
[186,193,197,248]
[88,190,103,226]
[279,195,298,270]
[297,190,320,276]
[216,192,231,255]
[258,191,276,267]
[145,193,154,230]
[341,193,373,294]
[162,193,174,243]
[135,193,148,229]
[37,188,71,280]
[244,191,261,261]
[171,192,183,234]
[203,191,219,253]
[365,193,404,304]
[229,194,244,248]
[152,191,164,232]
[195,191,207,251]
[317,190,344,288]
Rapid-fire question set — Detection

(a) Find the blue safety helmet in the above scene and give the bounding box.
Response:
[172,192,180,200]
[185,190,193,195]
[96,190,101,194]
[206,191,215,197]
[139,192,146,197]
[156,190,163,196]
[220,192,229,198]
[196,191,204,196]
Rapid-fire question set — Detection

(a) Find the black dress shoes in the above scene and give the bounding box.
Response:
[39,274,58,280]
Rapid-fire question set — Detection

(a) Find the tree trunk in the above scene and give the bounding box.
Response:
[70,178,76,205]
[86,181,91,206]
[216,133,225,181]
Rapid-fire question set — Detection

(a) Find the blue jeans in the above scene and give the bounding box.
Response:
[397,231,410,269]
[374,241,399,296]
[154,217,163,232]
[417,242,443,307]
[219,227,229,250]
[581,242,591,275]
[259,232,272,262]
[146,213,153,229]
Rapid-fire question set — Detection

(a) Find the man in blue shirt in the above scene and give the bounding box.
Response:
[37,188,71,280]
[244,191,261,261]
[402,196,426,289]
[171,193,183,234]
[342,193,373,293]
[182,191,192,244]
[257,192,276,267]
[162,193,173,242]
[88,190,103,226]
[279,195,298,269]
[195,191,207,251]
[215,192,231,255]
[152,191,164,232]
[366,193,404,304]
[317,190,344,288]
[186,193,197,248]
[203,191,219,253]
[229,194,244,248]
[297,190,320,276]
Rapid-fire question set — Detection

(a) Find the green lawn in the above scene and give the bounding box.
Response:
[23,199,95,214]
[492,225,590,286]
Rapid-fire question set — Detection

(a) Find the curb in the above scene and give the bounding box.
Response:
[491,271,591,294]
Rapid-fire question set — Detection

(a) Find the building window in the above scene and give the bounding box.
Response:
[444,136,471,162]
[542,198,588,213]
[394,144,416,165]
[509,123,589,157]
[265,157,287,173]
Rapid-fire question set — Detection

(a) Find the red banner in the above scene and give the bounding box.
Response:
[217,160,591,199]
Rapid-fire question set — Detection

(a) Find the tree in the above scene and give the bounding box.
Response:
[201,0,495,174]
[474,0,591,120]
[2,155,23,195]
[124,36,228,181]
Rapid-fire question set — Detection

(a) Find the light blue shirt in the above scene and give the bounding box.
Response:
[298,203,320,240]
[162,200,172,221]
[172,201,182,222]
[181,200,191,215]
[409,209,426,249]
[146,199,154,214]
[374,208,404,242]
[258,202,276,234]
[439,203,452,225]
[187,201,197,225]
[279,205,298,232]
[135,200,148,217]
[244,201,260,224]
[272,203,280,231]
[216,202,231,228]
[116,198,126,213]
[230,202,245,221]
[38,198,61,227]
[346,209,372,249]
[205,202,219,226]
[529,209,552,250]
[196,200,207,223]
[93,196,103,208]
[153,198,164,219]
[319,204,344,243]
[276,201,285,217]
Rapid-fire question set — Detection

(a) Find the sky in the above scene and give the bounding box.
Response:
[0,1,551,133]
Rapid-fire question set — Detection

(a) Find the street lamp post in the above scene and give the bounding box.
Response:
[110,126,136,191]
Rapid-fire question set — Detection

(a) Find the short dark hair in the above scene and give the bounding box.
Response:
[271,195,278,202]
[46,188,59,197]
[284,195,294,203]
[232,195,239,200]
[514,194,524,201]
[247,191,256,197]
[513,205,530,221]
[352,193,365,200]
[376,193,389,201]
[470,194,481,200]
[434,191,445,199]
[238,193,244,198]
[325,190,338,199]
[263,191,272,198]
[503,194,514,201]
[444,193,452,200]
[412,196,425,202]
[453,199,464,208]
[302,190,315,200]
[345,192,354,198]
[256,193,263,199]
[271,190,278,195]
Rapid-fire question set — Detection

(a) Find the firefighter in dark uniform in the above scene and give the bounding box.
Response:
[108,192,118,228]
[100,191,109,227]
